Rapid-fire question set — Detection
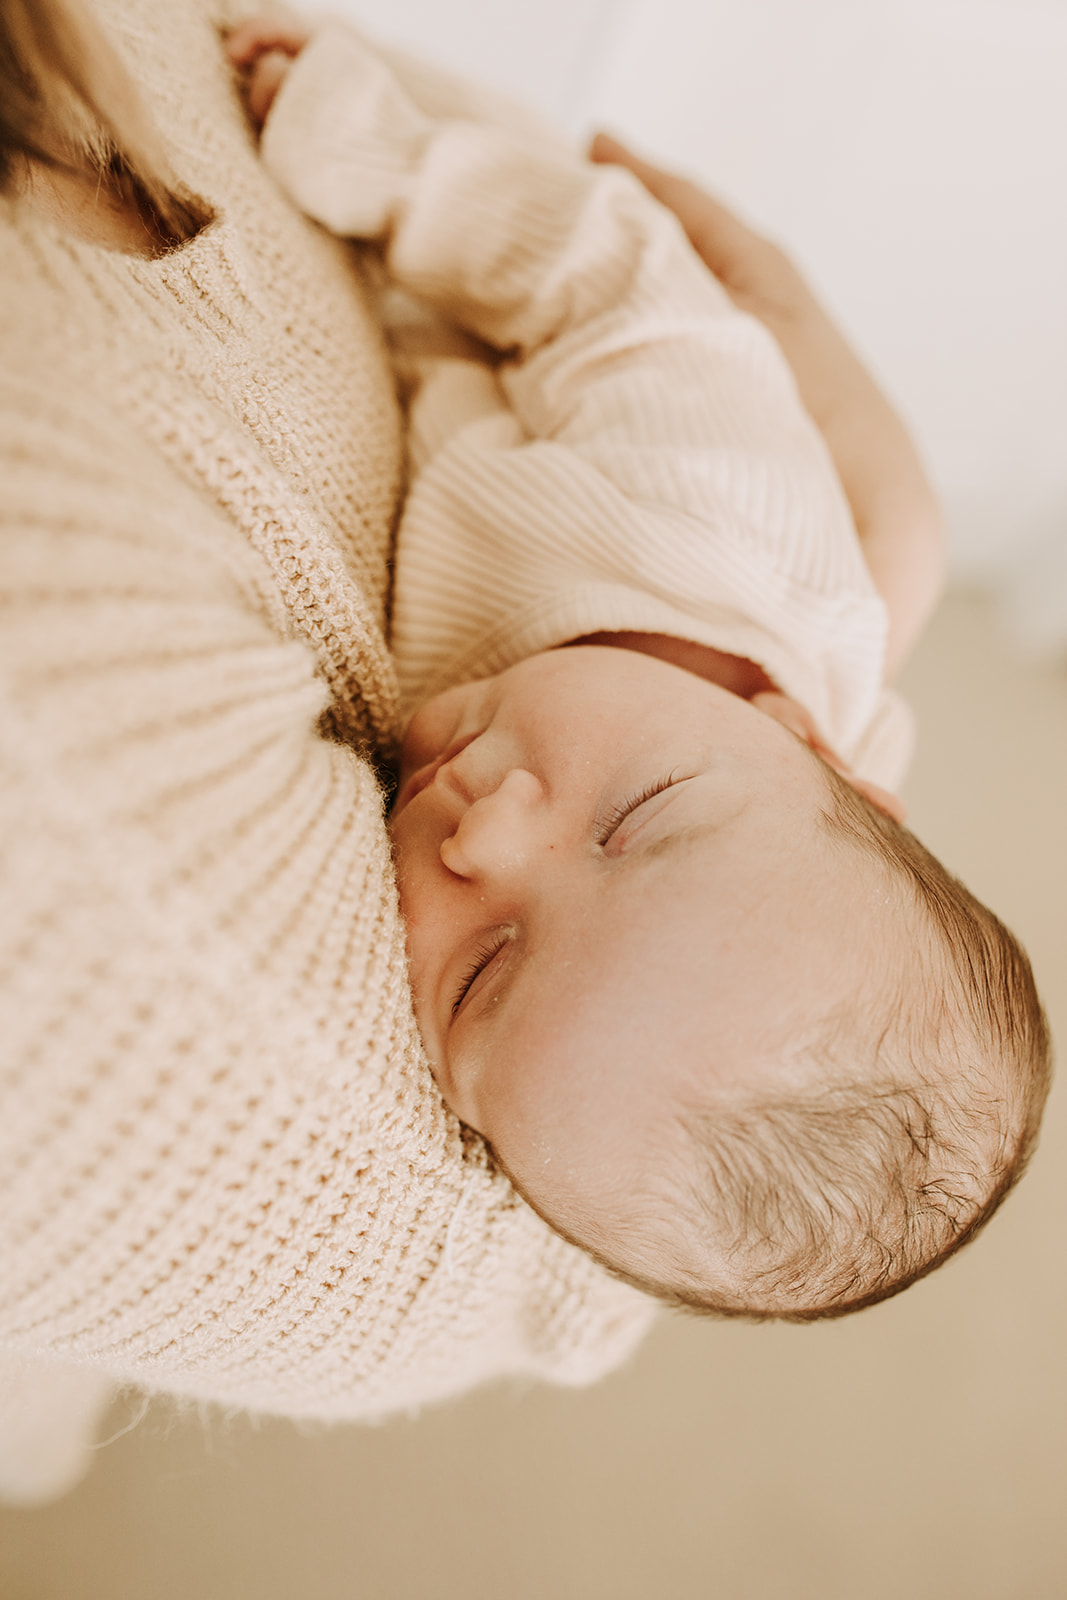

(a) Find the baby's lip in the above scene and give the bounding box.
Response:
[392,732,479,819]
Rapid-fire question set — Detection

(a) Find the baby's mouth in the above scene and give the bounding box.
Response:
[391,732,479,819]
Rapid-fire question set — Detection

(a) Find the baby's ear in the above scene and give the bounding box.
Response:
[751,691,907,825]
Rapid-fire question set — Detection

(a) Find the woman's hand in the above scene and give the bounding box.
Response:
[590,133,946,679]
[226,16,311,130]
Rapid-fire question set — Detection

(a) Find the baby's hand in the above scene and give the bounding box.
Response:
[226,15,311,130]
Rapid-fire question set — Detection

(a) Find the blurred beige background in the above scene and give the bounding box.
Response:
[2,590,1064,1599]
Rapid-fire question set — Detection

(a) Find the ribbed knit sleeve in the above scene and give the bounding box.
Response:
[261,23,912,785]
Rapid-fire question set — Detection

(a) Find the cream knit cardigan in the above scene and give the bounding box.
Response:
[0,0,651,1500]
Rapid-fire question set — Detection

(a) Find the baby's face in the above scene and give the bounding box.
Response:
[389,646,888,1276]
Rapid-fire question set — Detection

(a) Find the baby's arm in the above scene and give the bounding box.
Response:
[236,21,938,685]
[249,24,808,415]
[239,21,897,762]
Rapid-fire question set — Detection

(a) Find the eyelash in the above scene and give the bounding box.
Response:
[451,934,510,1016]
[595,771,679,845]
[450,773,679,1016]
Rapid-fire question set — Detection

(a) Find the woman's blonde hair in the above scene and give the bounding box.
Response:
[0,0,204,240]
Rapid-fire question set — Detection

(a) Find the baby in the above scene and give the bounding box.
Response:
[228,16,1050,1319]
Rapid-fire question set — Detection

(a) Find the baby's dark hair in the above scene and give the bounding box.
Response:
[625,761,1052,1321]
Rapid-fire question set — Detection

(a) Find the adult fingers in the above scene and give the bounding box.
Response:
[589,133,706,227]
[246,51,292,128]
[588,131,769,290]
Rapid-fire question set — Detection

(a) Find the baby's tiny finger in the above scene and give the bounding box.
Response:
[226,17,308,67]
[247,50,291,127]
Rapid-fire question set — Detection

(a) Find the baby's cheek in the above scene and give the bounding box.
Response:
[398,686,465,777]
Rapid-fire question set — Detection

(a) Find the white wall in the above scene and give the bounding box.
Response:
[294,0,1067,633]
[291,0,628,128]
[587,0,1067,595]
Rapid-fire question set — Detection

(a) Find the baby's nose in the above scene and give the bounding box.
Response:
[439,768,545,881]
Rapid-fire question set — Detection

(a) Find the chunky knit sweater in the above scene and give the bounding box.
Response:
[0,0,653,1502]
[261,23,911,787]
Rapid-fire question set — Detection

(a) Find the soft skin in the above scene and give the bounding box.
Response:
[389,645,900,1284]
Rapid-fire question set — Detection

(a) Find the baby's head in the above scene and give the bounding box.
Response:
[389,645,1050,1318]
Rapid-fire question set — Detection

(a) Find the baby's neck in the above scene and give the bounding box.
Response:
[567,632,777,700]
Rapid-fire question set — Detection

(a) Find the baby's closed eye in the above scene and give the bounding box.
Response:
[595,771,683,848]
[451,932,514,1017]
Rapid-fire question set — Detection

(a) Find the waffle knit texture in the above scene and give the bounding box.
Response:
[0,0,655,1502]
[261,22,913,789]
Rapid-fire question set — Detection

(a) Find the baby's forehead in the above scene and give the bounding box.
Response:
[520,831,882,1084]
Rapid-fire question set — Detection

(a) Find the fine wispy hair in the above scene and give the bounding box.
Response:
[0,0,205,242]
[642,762,1052,1321]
